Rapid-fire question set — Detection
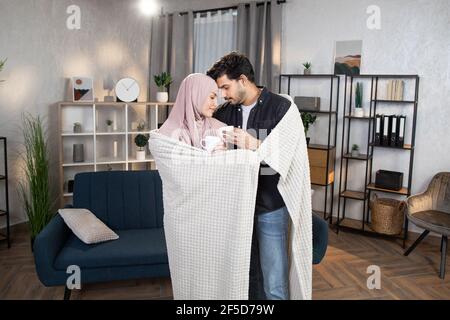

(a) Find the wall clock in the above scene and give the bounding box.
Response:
[115,77,140,103]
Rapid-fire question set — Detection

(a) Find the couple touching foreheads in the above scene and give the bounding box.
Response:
[158,52,294,300]
[159,59,262,153]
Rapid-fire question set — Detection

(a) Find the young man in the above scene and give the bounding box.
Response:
[207,52,292,300]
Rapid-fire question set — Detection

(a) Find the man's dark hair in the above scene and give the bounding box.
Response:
[207,52,255,83]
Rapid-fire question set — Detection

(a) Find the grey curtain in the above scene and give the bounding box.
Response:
[237,2,282,92]
[148,1,283,106]
[148,12,194,122]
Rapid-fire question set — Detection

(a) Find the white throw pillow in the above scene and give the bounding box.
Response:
[58,208,119,244]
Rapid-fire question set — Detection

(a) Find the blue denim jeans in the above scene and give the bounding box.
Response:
[249,206,290,300]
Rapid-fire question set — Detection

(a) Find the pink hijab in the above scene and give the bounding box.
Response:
[159,73,226,148]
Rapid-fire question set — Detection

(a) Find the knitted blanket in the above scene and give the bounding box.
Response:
[148,103,312,300]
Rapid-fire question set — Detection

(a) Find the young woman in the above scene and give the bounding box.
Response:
[158,73,227,151]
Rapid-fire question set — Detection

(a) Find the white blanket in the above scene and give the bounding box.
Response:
[148,104,312,300]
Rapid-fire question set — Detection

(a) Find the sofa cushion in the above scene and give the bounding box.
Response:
[73,171,164,230]
[58,208,119,244]
[54,228,168,270]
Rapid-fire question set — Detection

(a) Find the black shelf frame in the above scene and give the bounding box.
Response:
[336,74,419,248]
[279,74,340,223]
[0,137,10,248]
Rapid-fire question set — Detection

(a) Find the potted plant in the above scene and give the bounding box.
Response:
[0,58,6,83]
[354,82,364,117]
[137,120,146,132]
[351,144,360,157]
[154,72,173,103]
[19,113,55,250]
[106,119,113,132]
[301,112,317,146]
[73,122,82,133]
[135,134,149,161]
[303,62,312,75]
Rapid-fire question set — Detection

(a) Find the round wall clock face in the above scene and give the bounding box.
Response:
[115,77,140,102]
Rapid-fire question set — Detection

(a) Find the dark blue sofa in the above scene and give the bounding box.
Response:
[33,170,328,299]
[33,171,169,299]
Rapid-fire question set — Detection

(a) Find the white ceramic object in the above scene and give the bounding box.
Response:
[201,136,222,153]
[354,108,364,117]
[156,92,169,103]
[136,150,146,161]
[351,150,360,157]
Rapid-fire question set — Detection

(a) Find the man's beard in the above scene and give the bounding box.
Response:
[234,85,247,105]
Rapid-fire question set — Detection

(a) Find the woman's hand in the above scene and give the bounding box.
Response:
[212,143,227,154]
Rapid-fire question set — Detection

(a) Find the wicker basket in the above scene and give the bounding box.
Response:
[369,194,406,235]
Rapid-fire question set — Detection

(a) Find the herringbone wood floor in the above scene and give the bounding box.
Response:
[0,223,448,300]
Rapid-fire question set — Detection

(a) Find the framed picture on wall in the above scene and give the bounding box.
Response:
[72,77,94,102]
[334,40,363,76]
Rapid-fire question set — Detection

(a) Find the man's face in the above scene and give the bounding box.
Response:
[216,74,246,105]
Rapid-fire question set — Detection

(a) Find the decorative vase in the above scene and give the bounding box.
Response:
[73,144,84,163]
[136,150,146,161]
[304,69,311,75]
[354,108,364,117]
[73,124,82,133]
[351,150,360,157]
[106,125,113,132]
[113,141,118,158]
[113,112,118,131]
[156,92,169,103]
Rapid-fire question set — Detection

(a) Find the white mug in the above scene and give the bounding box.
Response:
[218,126,234,149]
[201,135,222,153]
[218,125,234,136]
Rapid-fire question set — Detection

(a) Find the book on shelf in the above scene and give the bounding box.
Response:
[382,114,390,146]
[375,114,382,145]
[387,81,393,101]
[390,115,397,146]
[385,80,404,100]
[397,115,406,147]
[374,114,406,147]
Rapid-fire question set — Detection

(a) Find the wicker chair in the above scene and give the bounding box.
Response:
[404,172,450,279]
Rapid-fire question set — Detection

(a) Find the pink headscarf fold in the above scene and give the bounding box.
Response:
[159,73,226,148]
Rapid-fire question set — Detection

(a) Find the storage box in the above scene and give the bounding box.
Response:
[294,96,320,111]
[308,147,335,185]
[375,170,403,191]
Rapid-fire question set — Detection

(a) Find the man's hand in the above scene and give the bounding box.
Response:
[223,128,261,151]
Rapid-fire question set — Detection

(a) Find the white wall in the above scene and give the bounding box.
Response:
[0,0,152,226]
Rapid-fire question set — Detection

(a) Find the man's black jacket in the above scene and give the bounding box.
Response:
[213,87,291,214]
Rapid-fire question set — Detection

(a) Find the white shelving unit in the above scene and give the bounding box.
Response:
[58,101,173,206]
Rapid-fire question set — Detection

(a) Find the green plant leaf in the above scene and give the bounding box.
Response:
[301,112,317,134]
[134,134,149,149]
[18,113,55,240]
[0,58,6,73]
[154,72,173,91]
[355,82,363,108]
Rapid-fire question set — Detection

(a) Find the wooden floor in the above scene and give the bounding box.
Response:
[0,223,449,300]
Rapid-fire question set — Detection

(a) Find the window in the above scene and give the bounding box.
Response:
[193,9,238,74]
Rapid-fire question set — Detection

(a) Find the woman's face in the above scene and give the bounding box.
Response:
[200,90,218,118]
